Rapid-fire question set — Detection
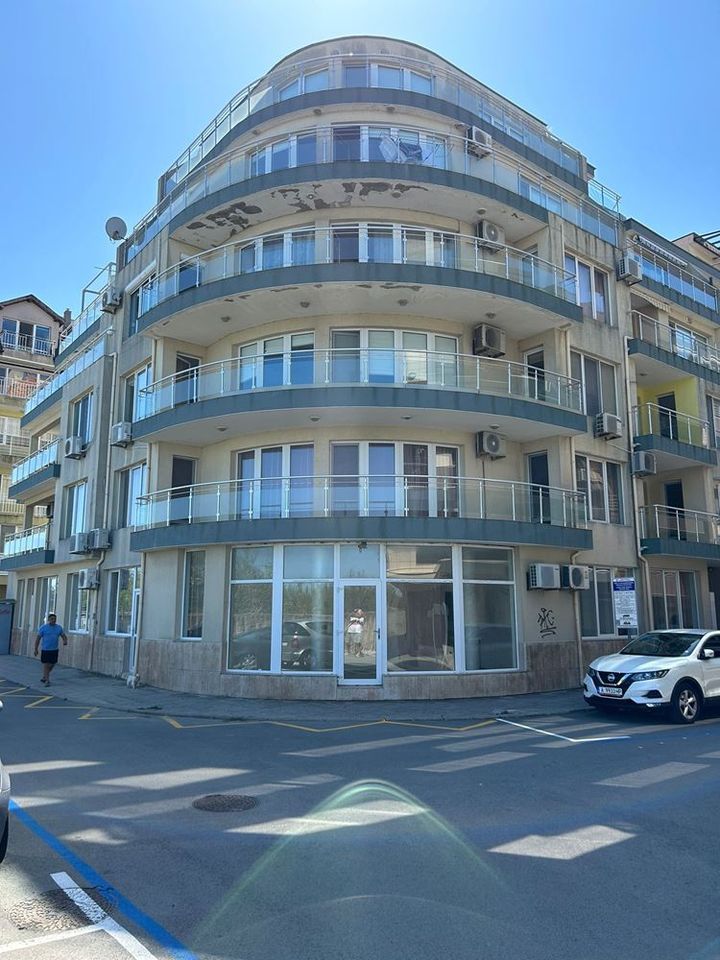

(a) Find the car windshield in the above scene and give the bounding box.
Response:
[618,632,703,658]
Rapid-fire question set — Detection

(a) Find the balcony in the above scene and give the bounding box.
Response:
[633,403,716,469]
[630,245,718,319]
[639,505,720,560]
[0,331,53,358]
[8,438,61,500]
[128,122,617,257]
[23,337,107,424]
[131,474,591,553]
[0,524,53,570]
[628,311,720,385]
[134,349,586,444]
[136,224,580,343]
[0,423,30,460]
[0,377,43,403]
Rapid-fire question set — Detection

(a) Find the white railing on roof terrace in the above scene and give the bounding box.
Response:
[631,245,718,313]
[124,123,618,262]
[0,331,53,357]
[24,338,107,416]
[135,475,588,531]
[631,312,720,370]
[10,438,60,486]
[633,403,710,449]
[137,349,583,420]
[158,52,586,197]
[136,223,576,320]
[3,524,49,557]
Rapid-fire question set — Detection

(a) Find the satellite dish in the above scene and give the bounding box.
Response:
[105,216,128,241]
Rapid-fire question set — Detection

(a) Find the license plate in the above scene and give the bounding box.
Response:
[598,686,623,698]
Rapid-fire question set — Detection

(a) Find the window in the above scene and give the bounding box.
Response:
[181,551,205,638]
[62,481,87,538]
[463,547,516,670]
[651,570,698,629]
[580,567,634,638]
[564,253,610,324]
[228,546,274,670]
[124,363,153,421]
[236,444,314,519]
[70,393,93,443]
[234,333,314,389]
[117,463,147,528]
[575,455,623,523]
[282,545,333,673]
[1,317,52,355]
[36,576,58,623]
[570,352,617,416]
[67,573,90,632]
[106,568,137,634]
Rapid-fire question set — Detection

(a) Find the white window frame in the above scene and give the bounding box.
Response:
[63,481,87,538]
[233,332,314,388]
[574,455,623,524]
[181,550,206,640]
[70,391,93,443]
[570,351,617,417]
[564,252,611,324]
[67,572,90,633]
[581,566,634,639]
[106,568,137,635]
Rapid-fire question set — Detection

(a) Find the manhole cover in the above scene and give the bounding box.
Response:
[9,888,112,932]
[193,794,258,812]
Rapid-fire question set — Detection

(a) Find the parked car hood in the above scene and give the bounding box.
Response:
[590,654,688,674]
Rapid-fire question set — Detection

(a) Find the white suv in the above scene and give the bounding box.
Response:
[584,629,720,724]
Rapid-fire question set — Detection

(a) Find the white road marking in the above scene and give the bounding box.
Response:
[96,767,247,790]
[495,717,630,743]
[489,825,634,860]
[229,799,423,836]
[6,760,102,775]
[51,871,157,960]
[286,732,456,758]
[596,761,708,788]
[0,924,98,954]
[411,751,532,773]
[698,750,720,758]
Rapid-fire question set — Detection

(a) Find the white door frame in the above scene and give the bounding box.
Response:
[336,579,383,684]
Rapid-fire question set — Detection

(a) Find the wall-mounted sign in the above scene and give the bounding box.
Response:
[613,578,638,630]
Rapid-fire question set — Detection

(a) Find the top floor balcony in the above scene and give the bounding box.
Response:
[629,311,720,386]
[125,122,617,262]
[135,223,580,344]
[630,244,718,318]
[23,337,107,424]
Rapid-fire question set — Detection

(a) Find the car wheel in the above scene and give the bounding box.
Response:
[0,818,8,864]
[670,681,702,724]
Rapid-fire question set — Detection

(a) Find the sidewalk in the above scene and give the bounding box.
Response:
[0,654,589,722]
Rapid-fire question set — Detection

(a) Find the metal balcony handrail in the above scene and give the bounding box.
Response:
[124,121,618,262]
[630,245,718,313]
[24,337,107,415]
[2,523,49,557]
[10,438,61,486]
[137,348,583,420]
[630,311,720,369]
[639,504,720,545]
[632,402,711,448]
[134,474,587,530]
[0,378,43,400]
[0,331,53,356]
[158,51,589,201]
[136,223,576,321]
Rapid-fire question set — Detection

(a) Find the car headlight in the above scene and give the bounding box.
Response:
[587,667,598,679]
[628,670,669,682]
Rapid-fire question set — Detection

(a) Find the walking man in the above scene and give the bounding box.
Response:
[34,613,68,686]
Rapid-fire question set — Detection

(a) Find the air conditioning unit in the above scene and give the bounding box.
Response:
[64,436,86,459]
[476,221,505,247]
[594,413,623,439]
[101,286,122,312]
[616,255,643,284]
[561,564,590,590]
[475,431,507,459]
[467,126,493,158]
[631,451,657,477]
[111,421,133,447]
[69,532,89,554]
[527,563,561,590]
[472,323,506,358]
[88,528,111,551]
[79,568,100,590]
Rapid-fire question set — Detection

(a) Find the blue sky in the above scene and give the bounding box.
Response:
[3,0,719,315]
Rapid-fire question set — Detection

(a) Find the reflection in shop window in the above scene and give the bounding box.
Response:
[181,552,205,638]
[463,547,516,670]
[282,545,333,672]
[228,547,273,670]
[386,544,454,671]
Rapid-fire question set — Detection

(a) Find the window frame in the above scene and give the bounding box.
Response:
[106,567,137,635]
[62,480,88,538]
[574,454,623,524]
[180,550,206,639]
[564,252,612,325]
[66,572,90,633]
[580,566,634,639]
[570,351,617,417]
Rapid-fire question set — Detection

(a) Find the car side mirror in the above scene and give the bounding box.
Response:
[701,648,715,659]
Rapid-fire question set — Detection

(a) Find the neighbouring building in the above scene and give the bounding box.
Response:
[4,37,720,698]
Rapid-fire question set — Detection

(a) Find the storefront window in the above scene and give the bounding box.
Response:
[463,547,516,670]
[282,545,333,672]
[228,546,273,670]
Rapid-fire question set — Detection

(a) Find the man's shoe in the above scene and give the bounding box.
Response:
[40,677,47,684]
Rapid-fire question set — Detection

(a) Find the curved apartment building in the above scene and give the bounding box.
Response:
[6,37,720,699]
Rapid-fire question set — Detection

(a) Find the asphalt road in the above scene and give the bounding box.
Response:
[1,680,720,960]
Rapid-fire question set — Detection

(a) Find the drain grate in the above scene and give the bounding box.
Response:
[9,888,112,933]
[192,794,258,812]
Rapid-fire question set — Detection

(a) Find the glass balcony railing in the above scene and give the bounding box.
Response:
[137,349,583,421]
[631,311,720,371]
[24,338,107,416]
[57,289,106,357]
[10,438,60,486]
[124,122,617,262]
[631,246,718,313]
[158,52,587,201]
[135,475,587,531]
[136,223,576,321]
[3,524,49,557]
[639,505,720,545]
[633,403,710,449]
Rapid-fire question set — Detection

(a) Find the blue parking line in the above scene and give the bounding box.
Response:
[9,799,199,960]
